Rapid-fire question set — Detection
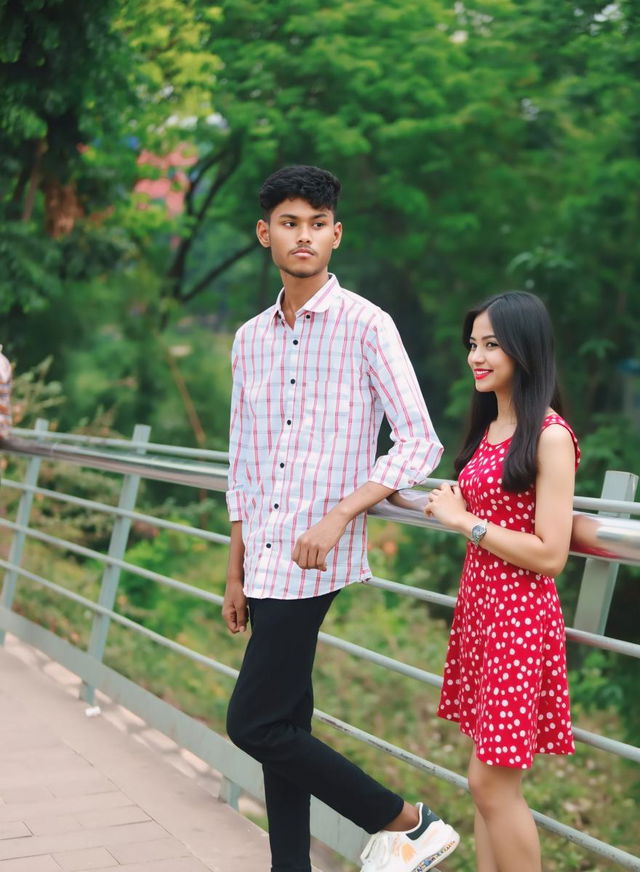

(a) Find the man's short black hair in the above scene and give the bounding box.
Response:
[259,165,341,217]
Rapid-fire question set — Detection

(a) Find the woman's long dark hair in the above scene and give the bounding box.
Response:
[454,291,563,492]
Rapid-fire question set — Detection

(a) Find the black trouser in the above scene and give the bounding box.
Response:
[226,591,403,872]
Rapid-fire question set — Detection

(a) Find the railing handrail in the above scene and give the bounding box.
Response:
[3,433,640,566]
[7,430,640,512]
[9,427,230,462]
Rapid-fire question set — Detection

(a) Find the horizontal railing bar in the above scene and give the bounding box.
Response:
[5,501,636,672]
[372,500,640,566]
[369,577,640,658]
[0,519,225,606]
[318,631,443,688]
[0,558,238,680]
[529,810,640,871]
[1,436,229,491]
[4,437,640,564]
[379,487,640,518]
[366,575,457,608]
[572,495,640,515]
[314,711,640,870]
[4,436,640,519]
[0,479,230,546]
[565,626,640,659]
[4,511,638,667]
[572,726,640,764]
[10,427,640,515]
[2,546,636,766]
[11,428,229,462]
[0,557,121,620]
[4,491,638,645]
[317,630,640,762]
[390,481,640,515]
[314,709,469,790]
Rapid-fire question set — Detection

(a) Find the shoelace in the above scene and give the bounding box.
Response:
[360,831,393,869]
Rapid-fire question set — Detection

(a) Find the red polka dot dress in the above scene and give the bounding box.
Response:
[437,414,579,769]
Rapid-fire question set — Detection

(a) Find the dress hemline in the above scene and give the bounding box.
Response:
[437,711,576,769]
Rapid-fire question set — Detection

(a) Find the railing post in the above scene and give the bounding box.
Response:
[80,423,150,703]
[0,418,49,645]
[219,776,242,810]
[572,469,639,634]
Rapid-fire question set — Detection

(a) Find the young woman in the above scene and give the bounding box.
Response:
[425,291,578,872]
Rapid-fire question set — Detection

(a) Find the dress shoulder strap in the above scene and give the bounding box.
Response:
[541,414,580,468]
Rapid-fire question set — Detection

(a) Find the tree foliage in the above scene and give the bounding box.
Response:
[1,0,638,452]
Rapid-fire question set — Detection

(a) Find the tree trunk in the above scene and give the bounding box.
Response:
[42,177,84,238]
[21,138,47,223]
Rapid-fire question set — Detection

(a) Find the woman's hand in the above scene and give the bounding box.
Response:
[424,483,468,531]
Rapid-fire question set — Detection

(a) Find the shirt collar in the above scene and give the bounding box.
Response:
[273,274,341,323]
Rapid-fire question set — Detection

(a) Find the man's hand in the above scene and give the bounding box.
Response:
[292,513,347,571]
[223,521,246,633]
[222,579,247,634]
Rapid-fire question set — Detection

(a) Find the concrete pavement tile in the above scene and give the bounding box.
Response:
[0,856,62,871]
[0,791,132,824]
[0,729,60,753]
[0,788,54,806]
[22,815,81,836]
[52,847,116,871]
[0,758,93,790]
[108,837,190,864]
[47,776,116,799]
[0,823,30,841]
[76,807,150,829]
[0,708,33,733]
[99,860,213,872]
[0,746,84,770]
[0,821,167,860]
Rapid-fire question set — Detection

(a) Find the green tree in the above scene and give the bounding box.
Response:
[0,0,130,228]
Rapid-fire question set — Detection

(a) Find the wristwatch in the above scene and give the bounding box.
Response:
[470,519,488,547]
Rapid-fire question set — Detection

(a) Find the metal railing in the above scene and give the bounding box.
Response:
[0,423,639,870]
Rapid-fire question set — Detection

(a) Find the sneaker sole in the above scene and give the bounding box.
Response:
[412,834,460,872]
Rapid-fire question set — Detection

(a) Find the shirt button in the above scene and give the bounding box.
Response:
[286,419,292,425]
[290,378,295,384]
[273,503,279,509]
[305,314,311,319]
[293,339,299,345]
[279,462,285,468]
[266,543,272,549]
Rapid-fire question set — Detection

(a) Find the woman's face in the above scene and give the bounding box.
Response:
[467,310,515,397]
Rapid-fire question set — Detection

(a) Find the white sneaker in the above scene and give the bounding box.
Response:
[360,803,459,872]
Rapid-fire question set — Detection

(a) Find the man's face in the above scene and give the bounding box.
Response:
[256,198,342,279]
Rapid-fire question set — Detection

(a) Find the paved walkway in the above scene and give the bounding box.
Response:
[0,634,274,872]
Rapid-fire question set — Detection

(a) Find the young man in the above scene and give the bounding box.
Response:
[223,165,459,872]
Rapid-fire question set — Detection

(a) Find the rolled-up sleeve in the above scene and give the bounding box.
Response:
[0,353,12,440]
[226,332,250,522]
[364,311,442,490]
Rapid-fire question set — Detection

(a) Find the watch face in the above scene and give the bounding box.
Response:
[471,523,486,543]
